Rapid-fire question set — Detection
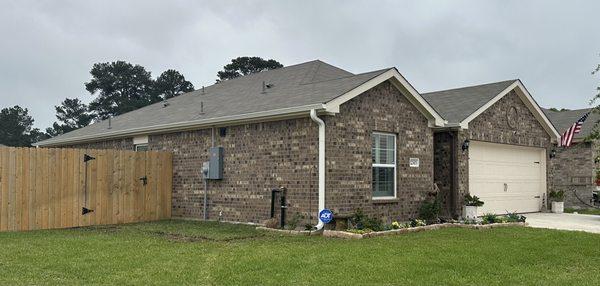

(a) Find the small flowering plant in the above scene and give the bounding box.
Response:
[410,219,426,227]
[391,221,401,229]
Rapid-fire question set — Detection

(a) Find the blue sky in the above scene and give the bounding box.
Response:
[1,0,599,128]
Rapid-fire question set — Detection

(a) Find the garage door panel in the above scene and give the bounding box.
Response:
[476,196,541,214]
[469,141,545,215]
[470,182,541,196]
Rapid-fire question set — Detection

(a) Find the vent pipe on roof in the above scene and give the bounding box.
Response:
[262,81,266,93]
[200,101,205,114]
[107,117,112,129]
[202,86,205,94]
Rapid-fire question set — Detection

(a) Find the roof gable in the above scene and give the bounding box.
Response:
[423,80,560,142]
[422,80,515,123]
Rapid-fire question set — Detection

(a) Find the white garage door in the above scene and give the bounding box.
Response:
[469,141,546,215]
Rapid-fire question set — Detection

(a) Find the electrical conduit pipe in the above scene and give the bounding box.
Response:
[310,109,325,230]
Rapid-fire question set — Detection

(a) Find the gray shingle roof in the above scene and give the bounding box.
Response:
[37,60,390,146]
[422,80,517,124]
[543,108,599,140]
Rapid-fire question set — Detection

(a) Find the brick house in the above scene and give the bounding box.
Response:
[543,108,600,209]
[36,60,446,227]
[423,80,559,217]
[36,60,560,225]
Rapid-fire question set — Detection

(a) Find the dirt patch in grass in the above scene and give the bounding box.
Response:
[148,230,265,243]
[74,225,123,233]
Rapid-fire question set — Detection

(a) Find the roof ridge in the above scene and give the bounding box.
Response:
[300,68,390,86]
[544,107,593,113]
[423,79,517,95]
[212,60,315,84]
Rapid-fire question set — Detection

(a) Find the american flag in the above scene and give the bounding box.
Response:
[560,111,590,147]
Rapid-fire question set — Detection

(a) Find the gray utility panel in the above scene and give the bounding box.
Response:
[208,147,224,180]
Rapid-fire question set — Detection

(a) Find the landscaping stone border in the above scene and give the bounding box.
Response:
[256,227,323,236]
[323,222,528,239]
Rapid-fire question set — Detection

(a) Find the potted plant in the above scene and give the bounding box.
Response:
[548,190,565,213]
[463,194,484,220]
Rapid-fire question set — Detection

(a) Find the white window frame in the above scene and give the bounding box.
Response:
[133,135,149,152]
[134,144,149,152]
[372,132,397,200]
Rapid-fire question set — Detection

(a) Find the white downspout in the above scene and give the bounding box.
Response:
[309,109,325,230]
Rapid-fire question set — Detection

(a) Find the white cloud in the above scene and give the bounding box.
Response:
[0,0,598,128]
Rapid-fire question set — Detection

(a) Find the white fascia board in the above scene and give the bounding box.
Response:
[323,69,446,127]
[35,103,326,147]
[459,80,560,142]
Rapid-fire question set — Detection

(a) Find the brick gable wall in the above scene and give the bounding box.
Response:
[325,81,434,222]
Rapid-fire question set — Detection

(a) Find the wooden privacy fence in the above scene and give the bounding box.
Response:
[0,147,172,232]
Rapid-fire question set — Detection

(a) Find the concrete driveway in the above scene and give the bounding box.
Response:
[525,212,600,234]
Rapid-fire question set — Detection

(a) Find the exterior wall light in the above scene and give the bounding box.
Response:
[550,149,557,159]
[462,139,470,153]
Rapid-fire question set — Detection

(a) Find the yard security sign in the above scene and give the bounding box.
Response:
[319,209,333,224]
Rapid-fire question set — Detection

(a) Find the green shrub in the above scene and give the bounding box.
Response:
[350,209,384,231]
[419,193,441,223]
[506,212,527,223]
[482,213,498,224]
[347,228,375,234]
[410,219,426,227]
[549,190,565,201]
[464,194,484,207]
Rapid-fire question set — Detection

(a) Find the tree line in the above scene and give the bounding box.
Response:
[0,57,283,147]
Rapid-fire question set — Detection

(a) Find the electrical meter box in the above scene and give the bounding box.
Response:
[208,147,223,179]
[201,161,210,179]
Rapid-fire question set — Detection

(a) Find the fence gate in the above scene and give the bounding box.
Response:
[0,147,173,232]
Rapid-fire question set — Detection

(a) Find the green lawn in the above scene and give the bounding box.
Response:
[1,220,599,285]
[565,207,600,215]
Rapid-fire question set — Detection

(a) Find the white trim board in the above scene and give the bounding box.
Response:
[35,103,325,147]
[458,80,560,143]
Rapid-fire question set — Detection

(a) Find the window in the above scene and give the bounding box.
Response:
[372,132,396,199]
[135,144,149,152]
[133,135,149,152]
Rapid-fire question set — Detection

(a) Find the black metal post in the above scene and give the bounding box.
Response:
[280,187,287,229]
[270,187,287,229]
[270,188,279,218]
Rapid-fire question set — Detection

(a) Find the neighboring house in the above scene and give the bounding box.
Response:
[543,108,600,209]
[423,80,559,217]
[37,60,445,226]
[35,60,559,225]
